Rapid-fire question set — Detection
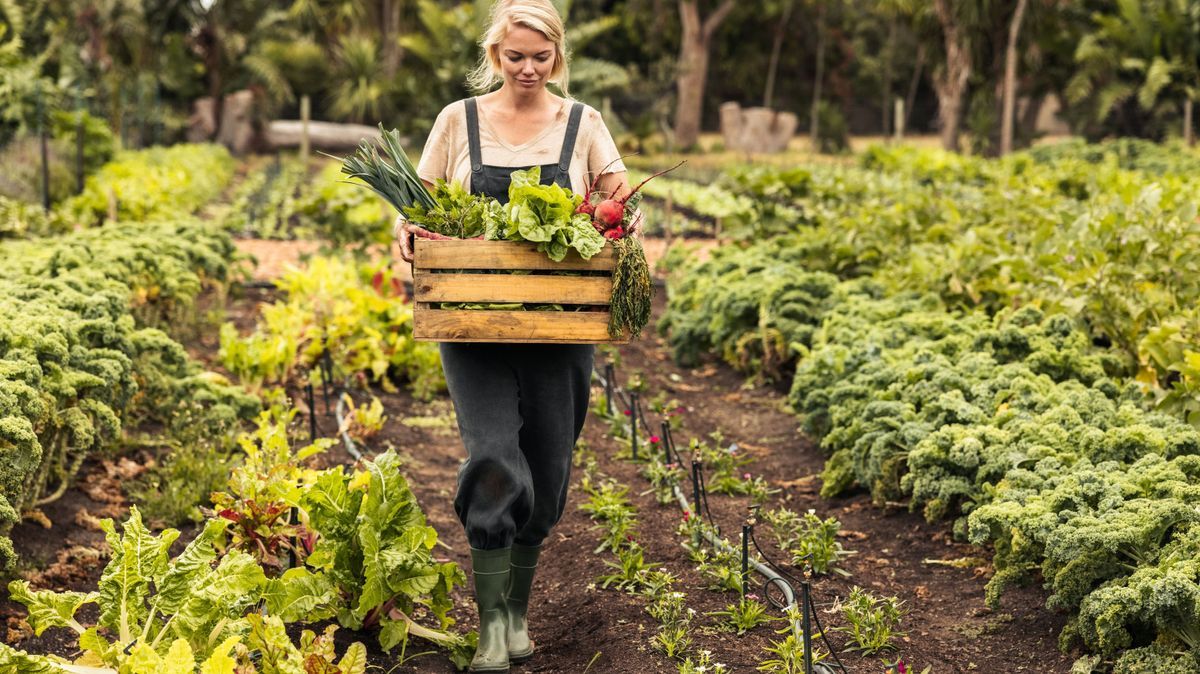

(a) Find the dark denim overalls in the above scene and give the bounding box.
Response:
[440,97,595,550]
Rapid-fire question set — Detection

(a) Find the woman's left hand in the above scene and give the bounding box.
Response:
[627,208,645,241]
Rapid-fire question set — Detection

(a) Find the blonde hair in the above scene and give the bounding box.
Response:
[467,0,570,95]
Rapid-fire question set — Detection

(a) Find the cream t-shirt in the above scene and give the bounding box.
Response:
[416,97,626,196]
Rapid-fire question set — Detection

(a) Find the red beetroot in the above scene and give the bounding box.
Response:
[595,200,625,229]
[577,155,633,217]
[603,226,625,240]
[593,160,686,231]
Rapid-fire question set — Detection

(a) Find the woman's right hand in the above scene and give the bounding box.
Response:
[394,215,451,263]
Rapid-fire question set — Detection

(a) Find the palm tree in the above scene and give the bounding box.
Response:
[1067,0,1200,144]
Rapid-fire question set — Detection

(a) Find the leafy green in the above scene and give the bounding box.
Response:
[498,166,605,262]
[404,179,503,239]
[300,450,472,663]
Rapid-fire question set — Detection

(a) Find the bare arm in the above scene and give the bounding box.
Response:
[393,179,442,263]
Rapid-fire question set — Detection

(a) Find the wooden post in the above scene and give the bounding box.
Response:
[300,94,311,166]
[75,82,85,194]
[1185,98,1194,147]
[664,191,674,247]
[894,97,905,141]
[37,82,50,212]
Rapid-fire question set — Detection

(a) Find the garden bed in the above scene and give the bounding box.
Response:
[4,276,1077,673]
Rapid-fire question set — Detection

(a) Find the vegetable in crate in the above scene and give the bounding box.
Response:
[338,131,656,340]
[404,179,503,239]
[495,166,605,261]
[338,125,436,212]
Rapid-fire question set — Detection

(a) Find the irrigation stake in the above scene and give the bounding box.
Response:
[741,523,751,599]
[306,381,317,441]
[321,348,334,416]
[604,363,614,415]
[802,580,814,674]
[629,391,639,460]
[660,420,672,463]
[691,461,702,515]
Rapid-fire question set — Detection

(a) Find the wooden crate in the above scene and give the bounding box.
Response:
[412,239,628,344]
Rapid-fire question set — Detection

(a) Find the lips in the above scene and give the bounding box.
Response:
[518,79,538,85]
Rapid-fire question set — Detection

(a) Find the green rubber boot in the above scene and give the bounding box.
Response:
[469,547,511,672]
[506,543,542,663]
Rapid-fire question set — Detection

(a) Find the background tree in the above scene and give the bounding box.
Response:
[673,0,735,149]
[1068,0,1200,144]
[999,0,1030,154]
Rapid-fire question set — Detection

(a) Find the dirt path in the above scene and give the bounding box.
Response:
[4,254,1078,674]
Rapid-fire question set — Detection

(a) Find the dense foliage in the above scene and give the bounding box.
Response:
[5,414,470,669]
[220,255,444,400]
[58,144,235,227]
[0,218,259,571]
[659,140,1200,668]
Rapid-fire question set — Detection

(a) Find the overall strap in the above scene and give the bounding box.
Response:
[464,98,483,175]
[556,102,586,180]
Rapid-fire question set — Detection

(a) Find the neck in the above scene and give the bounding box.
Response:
[496,83,551,111]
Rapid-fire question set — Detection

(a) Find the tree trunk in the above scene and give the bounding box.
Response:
[674,0,736,149]
[999,0,1029,155]
[763,0,795,109]
[905,43,925,131]
[809,0,826,145]
[380,0,403,79]
[932,0,971,152]
[881,16,896,136]
[1186,98,1195,147]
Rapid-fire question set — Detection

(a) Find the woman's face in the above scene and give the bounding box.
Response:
[497,24,557,92]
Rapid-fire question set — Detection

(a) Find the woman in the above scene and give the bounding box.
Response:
[394,1,637,670]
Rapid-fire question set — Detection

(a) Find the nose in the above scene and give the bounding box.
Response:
[521,59,536,75]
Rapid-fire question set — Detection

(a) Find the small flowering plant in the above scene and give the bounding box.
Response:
[639,458,685,505]
[763,507,854,576]
[678,649,729,674]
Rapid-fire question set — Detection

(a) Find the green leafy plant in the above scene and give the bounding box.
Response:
[580,477,640,554]
[9,509,265,668]
[297,450,472,664]
[762,508,853,576]
[708,596,781,636]
[832,586,906,655]
[209,409,333,574]
[677,649,730,674]
[220,255,445,399]
[338,393,388,443]
[597,542,656,592]
[757,607,830,674]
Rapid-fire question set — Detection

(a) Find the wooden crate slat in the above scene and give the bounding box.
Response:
[414,309,627,343]
[414,239,616,271]
[414,272,612,304]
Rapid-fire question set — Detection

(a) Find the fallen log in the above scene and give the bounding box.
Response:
[265,120,385,152]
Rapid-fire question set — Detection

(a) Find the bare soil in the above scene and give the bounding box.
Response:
[3,248,1080,674]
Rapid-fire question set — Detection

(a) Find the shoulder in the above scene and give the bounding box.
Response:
[571,101,612,136]
[433,99,472,131]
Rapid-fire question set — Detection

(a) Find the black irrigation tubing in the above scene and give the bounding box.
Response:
[750,529,848,673]
[592,365,826,655]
